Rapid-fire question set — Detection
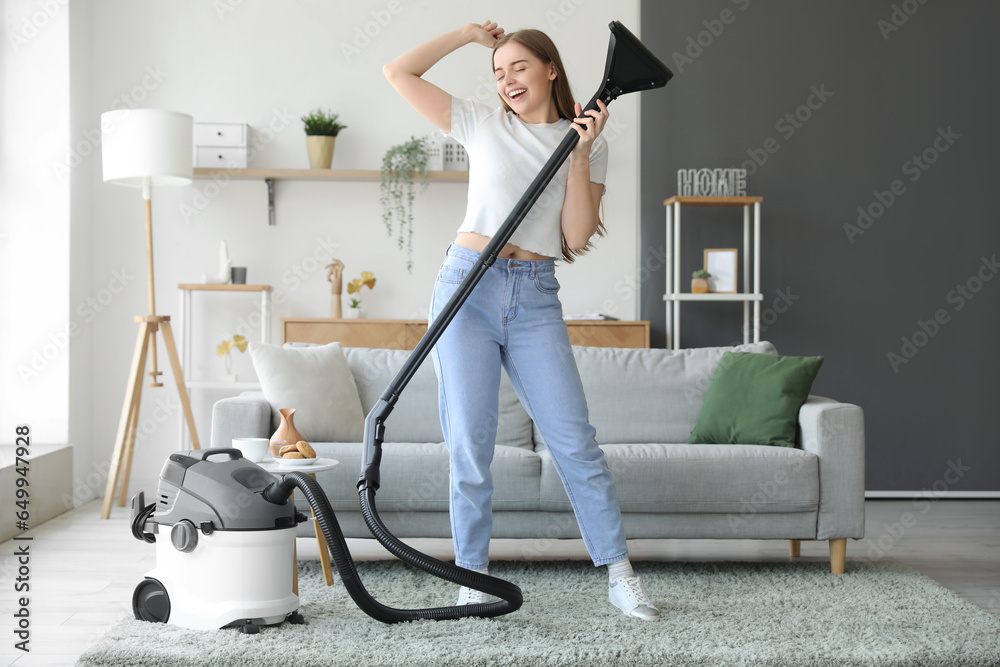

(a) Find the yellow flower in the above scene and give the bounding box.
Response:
[347,271,376,294]
[216,336,247,357]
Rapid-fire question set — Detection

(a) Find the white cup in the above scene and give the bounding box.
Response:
[232,437,269,463]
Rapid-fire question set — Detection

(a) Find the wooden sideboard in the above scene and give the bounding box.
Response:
[282,318,650,349]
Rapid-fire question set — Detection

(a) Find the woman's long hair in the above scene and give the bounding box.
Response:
[492,29,606,263]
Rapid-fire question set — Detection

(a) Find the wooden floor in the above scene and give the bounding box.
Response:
[1,499,997,666]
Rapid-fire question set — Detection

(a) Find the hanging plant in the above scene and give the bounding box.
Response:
[379,137,428,273]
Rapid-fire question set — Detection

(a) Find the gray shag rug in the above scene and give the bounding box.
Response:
[77,559,1000,667]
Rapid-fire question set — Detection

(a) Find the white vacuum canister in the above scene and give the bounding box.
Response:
[131,449,305,633]
[142,524,298,631]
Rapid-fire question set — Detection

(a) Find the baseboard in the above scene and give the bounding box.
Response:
[866,490,1000,499]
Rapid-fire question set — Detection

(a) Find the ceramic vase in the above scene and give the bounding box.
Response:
[691,278,709,294]
[345,306,362,319]
[269,408,304,458]
[306,136,335,169]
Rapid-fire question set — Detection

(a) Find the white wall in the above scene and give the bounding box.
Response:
[0,0,70,446]
[79,0,641,497]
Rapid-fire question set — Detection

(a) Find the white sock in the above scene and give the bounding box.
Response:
[607,558,635,583]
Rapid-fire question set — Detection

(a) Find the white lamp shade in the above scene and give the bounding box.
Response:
[101,109,193,187]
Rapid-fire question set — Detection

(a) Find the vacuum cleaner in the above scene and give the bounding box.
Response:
[130,20,672,630]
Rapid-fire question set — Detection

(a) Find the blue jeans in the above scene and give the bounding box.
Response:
[428,243,629,570]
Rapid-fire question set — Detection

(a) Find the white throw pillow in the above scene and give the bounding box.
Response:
[249,341,365,442]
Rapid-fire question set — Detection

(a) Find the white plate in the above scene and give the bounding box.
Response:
[274,457,318,468]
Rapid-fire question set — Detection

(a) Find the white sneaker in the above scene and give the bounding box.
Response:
[609,576,660,620]
[456,586,496,605]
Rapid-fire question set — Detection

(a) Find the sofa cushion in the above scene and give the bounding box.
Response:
[533,342,778,448]
[249,342,365,442]
[689,352,824,448]
[538,443,818,514]
[304,441,540,512]
[343,347,533,449]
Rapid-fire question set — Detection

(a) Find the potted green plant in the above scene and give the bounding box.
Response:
[380,137,428,273]
[301,109,347,169]
[692,268,711,294]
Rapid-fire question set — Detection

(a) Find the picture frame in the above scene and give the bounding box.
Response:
[704,248,738,293]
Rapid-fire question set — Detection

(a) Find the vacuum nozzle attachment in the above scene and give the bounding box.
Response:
[583,21,674,113]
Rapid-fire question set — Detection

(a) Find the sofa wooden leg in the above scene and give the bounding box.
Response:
[829,538,846,574]
[788,540,801,557]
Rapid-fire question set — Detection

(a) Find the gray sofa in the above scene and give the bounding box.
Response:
[211,341,865,573]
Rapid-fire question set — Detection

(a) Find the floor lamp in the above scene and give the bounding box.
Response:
[100,109,200,520]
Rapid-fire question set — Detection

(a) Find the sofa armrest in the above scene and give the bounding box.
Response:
[797,395,865,540]
[211,392,272,449]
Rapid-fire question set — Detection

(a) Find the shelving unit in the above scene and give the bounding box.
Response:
[192,168,469,225]
[663,196,763,350]
[177,283,272,447]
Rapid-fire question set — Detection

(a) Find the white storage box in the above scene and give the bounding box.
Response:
[195,122,249,168]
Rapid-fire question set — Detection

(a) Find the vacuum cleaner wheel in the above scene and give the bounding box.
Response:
[132,578,170,623]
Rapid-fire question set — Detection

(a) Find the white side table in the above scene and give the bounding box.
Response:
[259,457,339,592]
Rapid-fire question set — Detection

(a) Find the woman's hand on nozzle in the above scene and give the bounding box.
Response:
[463,20,504,48]
[570,99,609,154]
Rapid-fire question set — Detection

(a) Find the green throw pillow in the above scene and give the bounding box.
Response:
[687,352,824,448]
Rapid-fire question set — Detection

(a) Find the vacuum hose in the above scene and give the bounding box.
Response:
[263,471,522,623]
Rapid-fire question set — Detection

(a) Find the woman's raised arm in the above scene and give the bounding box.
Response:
[383,21,504,133]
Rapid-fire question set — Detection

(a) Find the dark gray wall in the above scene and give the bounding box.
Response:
[639,1,999,491]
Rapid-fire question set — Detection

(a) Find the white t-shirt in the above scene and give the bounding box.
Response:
[443,96,608,259]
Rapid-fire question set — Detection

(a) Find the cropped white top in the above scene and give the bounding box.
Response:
[443,96,608,259]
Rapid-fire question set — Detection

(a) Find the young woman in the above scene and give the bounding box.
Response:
[383,20,659,621]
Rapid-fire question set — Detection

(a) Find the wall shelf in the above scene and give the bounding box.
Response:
[192,168,469,225]
[192,168,470,182]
